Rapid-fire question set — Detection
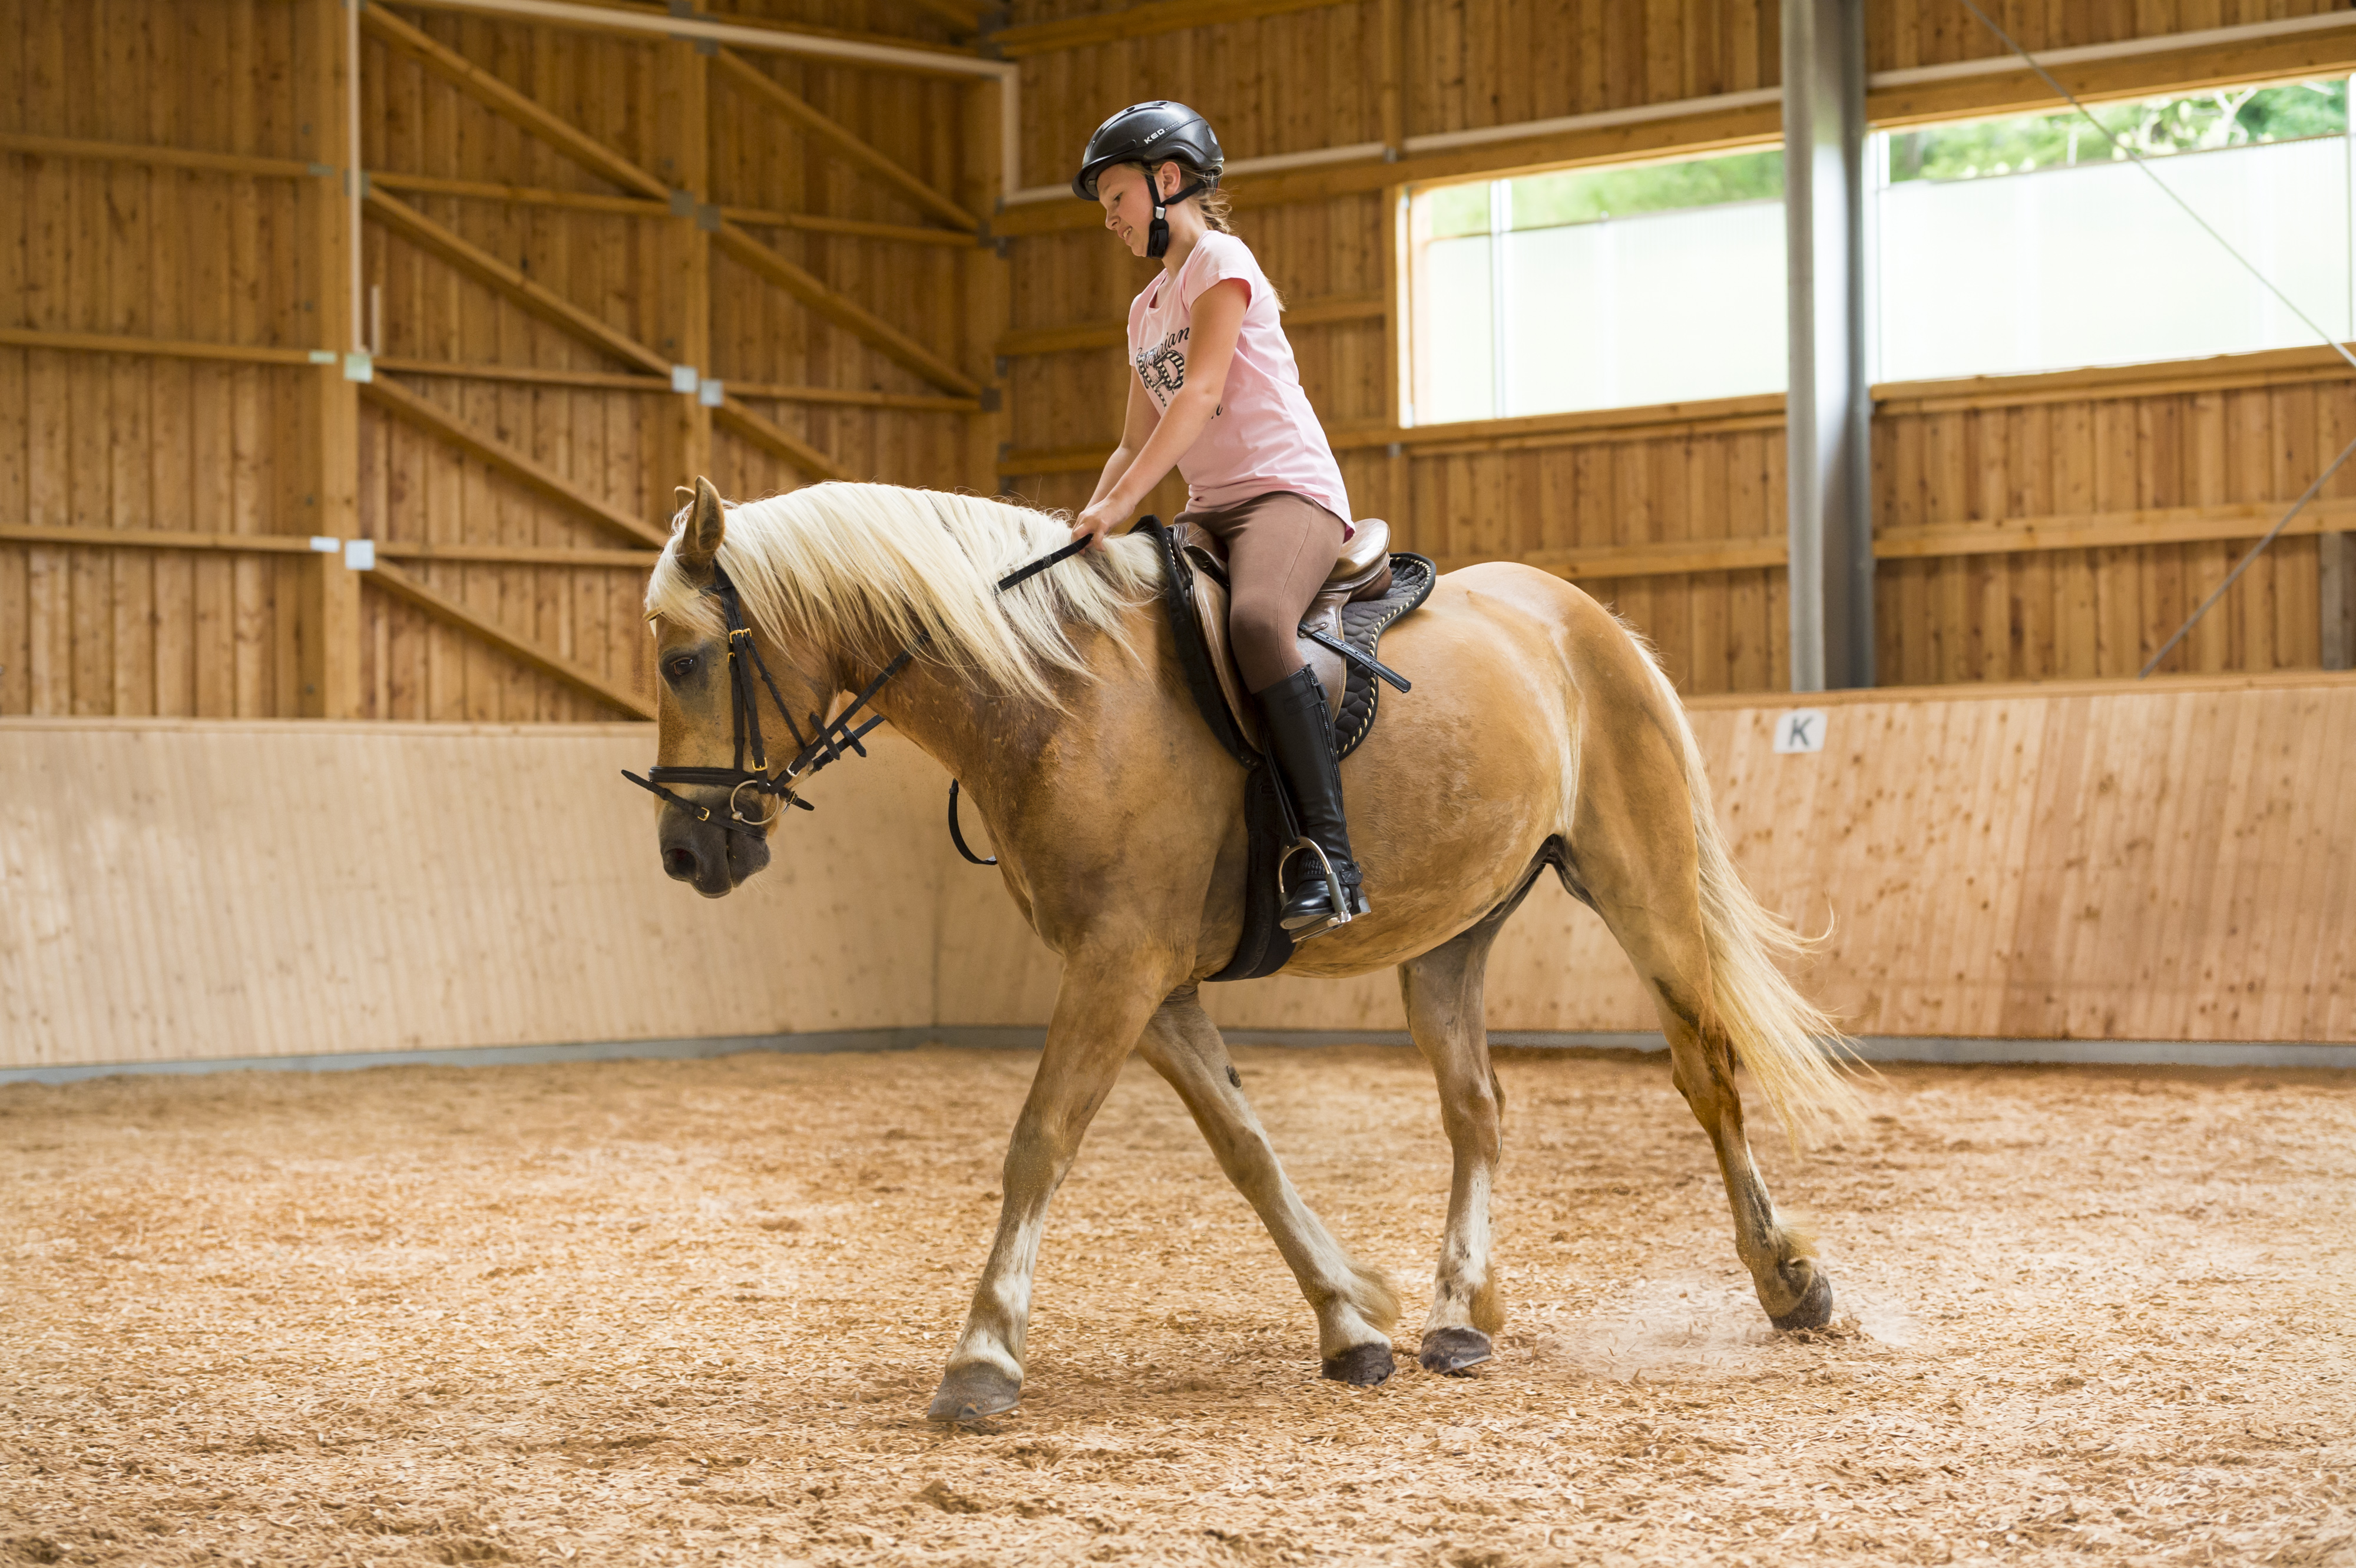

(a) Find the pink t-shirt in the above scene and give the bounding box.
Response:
[1127,231,1352,531]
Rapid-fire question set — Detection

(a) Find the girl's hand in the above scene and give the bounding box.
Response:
[1070,494,1130,550]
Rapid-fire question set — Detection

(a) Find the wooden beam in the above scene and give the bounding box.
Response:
[996,292,1384,358]
[1873,501,2356,561]
[1873,343,2356,413]
[372,176,981,246]
[0,326,323,365]
[300,0,363,719]
[0,527,318,554]
[390,0,998,75]
[1437,539,1792,580]
[724,379,980,413]
[365,563,655,718]
[991,100,1783,237]
[1000,392,1788,473]
[0,131,318,179]
[361,4,669,199]
[990,0,1348,57]
[0,525,656,568]
[365,170,669,216]
[372,356,670,392]
[360,375,670,547]
[656,37,713,508]
[15,499,2351,579]
[713,397,853,482]
[723,205,979,247]
[376,540,657,568]
[1376,0,1404,153]
[713,221,980,395]
[364,188,673,376]
[962,71,1013,498]
[1865,29,2356,130]
[713,49,977,230]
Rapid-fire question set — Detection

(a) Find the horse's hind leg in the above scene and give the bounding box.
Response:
[1136,987,1400,1385]
[1397,902,1518,1374]
[1566,813,1835,1330]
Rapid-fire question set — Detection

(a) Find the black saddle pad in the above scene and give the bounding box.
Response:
[1143,518,1434,981]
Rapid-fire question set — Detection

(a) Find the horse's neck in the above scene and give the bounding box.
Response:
[865,655,1066,793]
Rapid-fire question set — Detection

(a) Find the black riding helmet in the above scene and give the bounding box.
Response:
[1071,101,1225,258]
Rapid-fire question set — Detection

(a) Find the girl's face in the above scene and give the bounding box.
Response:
[1096,161,1175,259]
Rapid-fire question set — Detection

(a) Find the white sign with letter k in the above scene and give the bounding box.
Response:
[1773,709,1828,755]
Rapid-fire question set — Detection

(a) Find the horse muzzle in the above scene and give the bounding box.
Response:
[659,803,771,897]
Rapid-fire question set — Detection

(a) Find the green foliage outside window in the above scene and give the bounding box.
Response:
[1886,79,2348,183]
[1418,80,2348,239]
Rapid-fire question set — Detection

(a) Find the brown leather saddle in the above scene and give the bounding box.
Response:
[1168,517,1395,747]
[1141,515,1437,981]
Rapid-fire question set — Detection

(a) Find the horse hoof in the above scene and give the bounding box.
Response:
[1769,1269,1835,1331]
[926,1362,1021,1423]
[1321,1342,1396,1387]
[1418,1326,1493,1375]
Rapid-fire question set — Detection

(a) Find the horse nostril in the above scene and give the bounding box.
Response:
[663,846,699,880]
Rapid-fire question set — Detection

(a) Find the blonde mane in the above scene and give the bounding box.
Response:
[643,483,1162,706]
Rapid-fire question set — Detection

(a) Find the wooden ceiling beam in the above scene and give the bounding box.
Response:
[713,221,981,396]
[360,375,671,547]
[995,292,1384,358]
[713,49,976,231]
[713,396,854,483]
[362,5,670,200]
[364,188,674,378]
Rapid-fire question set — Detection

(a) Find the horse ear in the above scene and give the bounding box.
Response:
[678,476,725,569]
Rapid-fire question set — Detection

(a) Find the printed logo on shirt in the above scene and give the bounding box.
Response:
[1136,328,1189,403]
[1135,327,1221,416]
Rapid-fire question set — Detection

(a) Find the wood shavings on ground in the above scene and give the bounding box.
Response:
[3,1044,2353,1566]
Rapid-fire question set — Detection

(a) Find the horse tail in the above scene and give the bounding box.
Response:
[1634,654,1864,1146]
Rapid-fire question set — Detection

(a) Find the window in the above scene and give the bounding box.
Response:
[1405,148,1789,425]
[1400,79,2356,422]
[1874,80,2354,383]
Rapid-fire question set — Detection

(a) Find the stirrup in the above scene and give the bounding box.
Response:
[1279,838,1365,939]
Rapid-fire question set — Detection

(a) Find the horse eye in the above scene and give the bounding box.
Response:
[666,654,697,680]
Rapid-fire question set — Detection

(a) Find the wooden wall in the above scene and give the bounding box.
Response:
[11,0,2356,718]
[0,720,948,1071]
[11,675,2351,1073]
[992,0,2356,695]
[2,0,992,724]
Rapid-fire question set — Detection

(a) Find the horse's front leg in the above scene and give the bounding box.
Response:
[927,951,1177,1422]
[1136,986,1400,1384]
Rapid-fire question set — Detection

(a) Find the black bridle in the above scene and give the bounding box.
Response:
[624,536,1094,839]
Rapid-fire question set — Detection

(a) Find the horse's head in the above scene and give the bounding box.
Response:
[641,478,835,898]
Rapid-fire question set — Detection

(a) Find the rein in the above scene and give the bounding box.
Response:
[623,535,1094,840]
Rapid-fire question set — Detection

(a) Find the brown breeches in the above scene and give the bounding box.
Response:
[1176,490,1349,693]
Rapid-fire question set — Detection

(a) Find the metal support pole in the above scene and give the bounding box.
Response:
[1782,0,1874,691]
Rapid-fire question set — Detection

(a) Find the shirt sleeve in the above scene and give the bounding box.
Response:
[1181,234,1256,312]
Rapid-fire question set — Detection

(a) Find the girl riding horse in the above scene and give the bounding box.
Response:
[1067,101,1366,939]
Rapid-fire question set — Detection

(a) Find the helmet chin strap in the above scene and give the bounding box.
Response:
[1147,178,1212,259]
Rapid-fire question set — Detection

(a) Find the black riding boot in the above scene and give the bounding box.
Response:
[1257,665,1371,936]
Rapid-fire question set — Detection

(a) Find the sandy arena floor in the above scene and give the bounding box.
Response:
[4,1044,2354,1567]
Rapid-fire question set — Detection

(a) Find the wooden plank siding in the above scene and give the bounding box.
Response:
[1,0,982,722]
[9,0,2356,717]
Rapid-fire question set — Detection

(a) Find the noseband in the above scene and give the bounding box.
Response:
[624,537,1093,839]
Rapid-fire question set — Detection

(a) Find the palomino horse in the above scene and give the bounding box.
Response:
[641,478,1855,1421]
